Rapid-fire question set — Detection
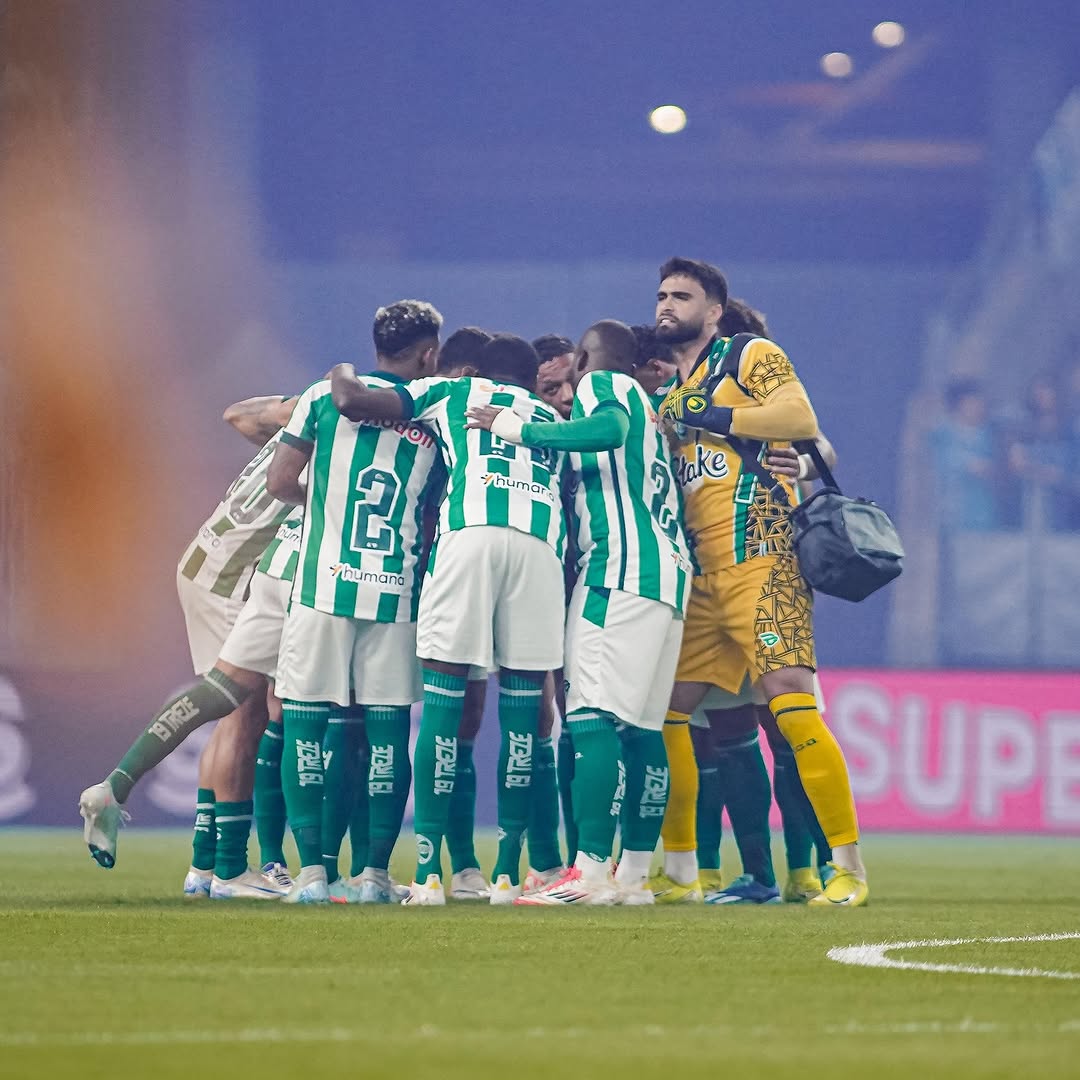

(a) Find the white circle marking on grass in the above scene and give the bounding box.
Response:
[828,931,1080,981]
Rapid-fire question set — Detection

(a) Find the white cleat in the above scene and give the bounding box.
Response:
[513,865,618,906]
[260,862,293,889]
[522,865,566,895]
[210,868,288,900]
[183,867,213,899]
[450,867,491,900]
[357,870,410,904]
[401,874,446,906]
[282,866,330,904]
[616,881,656,906]
[78,782,128,869]
[489,874,523,905]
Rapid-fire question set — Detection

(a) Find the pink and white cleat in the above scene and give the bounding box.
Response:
[513,865,618,906]
[522,865,566,895]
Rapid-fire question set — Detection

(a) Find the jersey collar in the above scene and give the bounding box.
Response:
[363,369,407,384]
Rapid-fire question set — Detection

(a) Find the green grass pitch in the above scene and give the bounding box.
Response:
[2,830,1078,1079]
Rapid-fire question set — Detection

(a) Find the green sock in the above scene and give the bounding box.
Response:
[191,787,216,872]
[321,707,363,884]
[494,674,543,885]
[716,730,776,888]
[618,725,669,855]
[446,739,479,873]
[254,720,287,866]
[214,799,252,880]
[566,711,622,864]
[770,740,814,872]
[109,669,250,803]
[281,700,331,869]
[692,727,722,871]
[557,727,577,864]
[413,670,466,883]
[348,740,371,877]
[364,706,410,872]
[528,736,562,872]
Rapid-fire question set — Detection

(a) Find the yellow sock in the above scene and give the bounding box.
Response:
[660,712,697,853]
[770,693,859,848]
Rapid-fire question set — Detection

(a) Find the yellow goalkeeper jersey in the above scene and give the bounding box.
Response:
[661,336,817,574]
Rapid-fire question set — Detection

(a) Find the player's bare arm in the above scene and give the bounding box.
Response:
[329,363,406,421]
[224,395,300,446]
[266,438,310,506]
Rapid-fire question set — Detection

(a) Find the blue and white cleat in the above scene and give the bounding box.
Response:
[78,782,128,869]
[210,868,288,900]
[704,873,782,905]
[358,870,410,904]
[283,866,330,904]
[183,867,213,899]
[260,862,293,889]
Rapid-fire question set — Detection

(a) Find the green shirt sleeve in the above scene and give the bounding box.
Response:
[520,407,630,452]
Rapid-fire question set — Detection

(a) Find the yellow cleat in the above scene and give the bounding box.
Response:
[807,864,869,907]
[699,869,725,894]
[783,867,824,903]
[648,872,704,904]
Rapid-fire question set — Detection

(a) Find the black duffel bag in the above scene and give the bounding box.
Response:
[788,441,904,602]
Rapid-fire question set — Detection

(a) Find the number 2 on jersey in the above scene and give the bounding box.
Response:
[649,461,679,541]
[351,468,399,554]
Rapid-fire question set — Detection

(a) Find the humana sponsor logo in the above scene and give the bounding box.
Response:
[328,562,406,587]
[481,473,557,502]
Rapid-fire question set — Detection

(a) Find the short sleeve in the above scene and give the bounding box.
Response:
[398,376,454,422]
[280,380,325,449]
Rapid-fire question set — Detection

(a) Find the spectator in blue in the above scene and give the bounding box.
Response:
[930,378,999,531]
[1008,371,1072,531]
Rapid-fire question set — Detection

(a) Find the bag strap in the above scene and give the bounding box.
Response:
[795,439,843,494]
[725,434,791,507]
[700,333,791,506]
[700,332,758,396]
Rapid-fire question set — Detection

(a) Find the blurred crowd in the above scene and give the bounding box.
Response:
[929,362,1080,532]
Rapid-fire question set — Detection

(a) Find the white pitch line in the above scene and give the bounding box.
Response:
[3,1020,1080,1049]
[828,931,1080,981]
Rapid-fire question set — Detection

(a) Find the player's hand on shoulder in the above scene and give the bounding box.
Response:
[465,404,502,431]
[466,404,526,444]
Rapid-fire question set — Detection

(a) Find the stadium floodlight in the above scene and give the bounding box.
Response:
[820,51,854,78]
[649,105,687,135]
[872,21,906,48]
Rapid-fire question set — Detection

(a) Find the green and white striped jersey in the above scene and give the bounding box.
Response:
[567,370,692,613]
[396,377,565,557]
[178,431,295,601]
[282,376,441,622]
[256,515,303,583]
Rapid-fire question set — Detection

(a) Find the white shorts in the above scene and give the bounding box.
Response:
[689,671,827,728]
[217,572,291,680]
[417,525,564,671]
[564,584,683,732]
[176,569,246,677]
[275,604,421,707]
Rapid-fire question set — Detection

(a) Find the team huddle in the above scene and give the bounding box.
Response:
[79,257,869,908]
